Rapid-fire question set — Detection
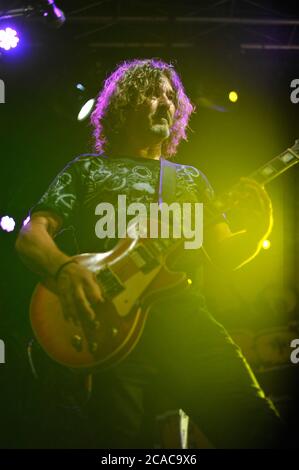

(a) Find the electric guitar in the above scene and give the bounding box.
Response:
[30,141,299,370]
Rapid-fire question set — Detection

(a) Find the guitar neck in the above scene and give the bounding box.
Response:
[248,145,299,186]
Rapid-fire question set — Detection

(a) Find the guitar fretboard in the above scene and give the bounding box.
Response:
[249,144,299,185]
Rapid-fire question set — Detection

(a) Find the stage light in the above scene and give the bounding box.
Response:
[0,27,19,51]
[23,216,31,226]
[0,215,15,232]
[41,1,66,28]
[262,239,271,250]
[76,83,85,92]
[197,96,227,112]
[77,98,95,121]
[228,91,238,103]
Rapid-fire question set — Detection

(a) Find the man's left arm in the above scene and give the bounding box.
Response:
[204,178,273,270]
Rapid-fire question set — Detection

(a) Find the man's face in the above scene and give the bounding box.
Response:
[126,75,176,147]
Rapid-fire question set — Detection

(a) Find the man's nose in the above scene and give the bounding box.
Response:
[158,93,172,110]
[161,93,171,105]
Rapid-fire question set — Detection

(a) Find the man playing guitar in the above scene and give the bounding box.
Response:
[16,59,285,448]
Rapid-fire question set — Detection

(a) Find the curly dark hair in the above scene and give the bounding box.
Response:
[90,58,194,158]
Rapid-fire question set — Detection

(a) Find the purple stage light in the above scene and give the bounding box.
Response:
[42,1,66,28]
[0,215,15,232]
[23,216,30,226]
[0,27,19,51]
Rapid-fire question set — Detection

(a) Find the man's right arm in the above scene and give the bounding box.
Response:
[15,211,71,285]
[15,211,103,322]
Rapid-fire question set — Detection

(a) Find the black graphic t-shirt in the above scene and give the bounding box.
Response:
[30,154,223,256]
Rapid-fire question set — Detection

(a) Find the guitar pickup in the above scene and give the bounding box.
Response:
[96,267,124,297]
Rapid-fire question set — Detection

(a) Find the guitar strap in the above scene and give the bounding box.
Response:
[158,157,177,206]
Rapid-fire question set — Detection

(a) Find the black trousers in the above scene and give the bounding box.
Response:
[31,291,285,449]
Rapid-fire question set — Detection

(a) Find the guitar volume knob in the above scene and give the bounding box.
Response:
[89,341,98,354]
[112,328,119,337]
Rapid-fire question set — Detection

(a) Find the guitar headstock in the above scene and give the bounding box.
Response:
[291,139,299,157]
[210,141,299,219]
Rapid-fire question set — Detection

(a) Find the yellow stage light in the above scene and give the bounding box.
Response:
[262,239,271,250]
[229,91,238,103]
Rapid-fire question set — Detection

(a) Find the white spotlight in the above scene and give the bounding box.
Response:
[77,98,95,121]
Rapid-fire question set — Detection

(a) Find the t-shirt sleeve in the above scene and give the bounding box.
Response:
[29,158,80,230]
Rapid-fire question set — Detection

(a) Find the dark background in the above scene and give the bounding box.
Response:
[0,0,299,448]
